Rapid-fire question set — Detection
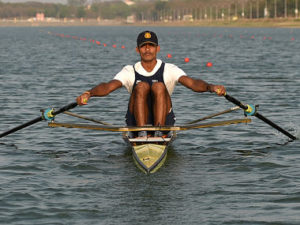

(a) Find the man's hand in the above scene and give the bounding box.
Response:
[210,85,226,96]
[76,91,91,105]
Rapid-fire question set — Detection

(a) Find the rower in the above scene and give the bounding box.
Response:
[76,31,226,137]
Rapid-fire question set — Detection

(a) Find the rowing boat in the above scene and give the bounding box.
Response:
[48,117,251,174]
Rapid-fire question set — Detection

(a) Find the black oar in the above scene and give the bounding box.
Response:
[224,93,296,141]
[0,102,77,139]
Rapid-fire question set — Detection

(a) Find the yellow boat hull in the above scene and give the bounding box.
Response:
[132,143,168,174]
[123,132,176,174]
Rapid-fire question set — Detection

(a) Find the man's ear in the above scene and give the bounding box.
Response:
[156,45,161,53]
[136,47,140,54]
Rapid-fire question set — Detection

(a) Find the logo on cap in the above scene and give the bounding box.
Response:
[144,32,151,39]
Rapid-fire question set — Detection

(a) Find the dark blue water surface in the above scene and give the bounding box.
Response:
[0,26,300,225]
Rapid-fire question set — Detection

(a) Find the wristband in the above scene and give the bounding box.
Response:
[207,84,213,93]
[83,91,91,96]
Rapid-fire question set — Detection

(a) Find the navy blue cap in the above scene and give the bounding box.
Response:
[137,31,158,47]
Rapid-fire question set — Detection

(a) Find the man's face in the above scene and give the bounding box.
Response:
[136,43,160,62]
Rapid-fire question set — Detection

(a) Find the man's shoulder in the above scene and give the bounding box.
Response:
[119,64,135,74]
[114,64,135,80]
[122,64,135,70]
[164,62,184,72]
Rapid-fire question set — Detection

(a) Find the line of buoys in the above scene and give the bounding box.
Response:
[50,32,126,50]
[47,30,296,66]
[165,53,214,66]
[49,31,203,64]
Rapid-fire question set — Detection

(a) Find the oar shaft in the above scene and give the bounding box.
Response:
[0,102,77,139]
[224,94,248,110]
[53,102,78,116]
[0,117,43,138]
[255,112,296,140]
[224,94,296,140]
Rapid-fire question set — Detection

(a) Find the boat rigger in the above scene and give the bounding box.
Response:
[0,93,296,174]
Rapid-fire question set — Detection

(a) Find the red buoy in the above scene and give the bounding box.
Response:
[167,54,172,59]
[206,62,213,67]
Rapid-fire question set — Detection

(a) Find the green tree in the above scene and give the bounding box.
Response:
[98,2,130,19]
[76,6,86,18]
[58,5,72,18]
[68,0,87,7]
[155,0,169,11]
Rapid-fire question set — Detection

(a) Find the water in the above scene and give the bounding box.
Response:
[0,26,300,225]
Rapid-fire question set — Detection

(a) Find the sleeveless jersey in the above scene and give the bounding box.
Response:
[125,62,175,126]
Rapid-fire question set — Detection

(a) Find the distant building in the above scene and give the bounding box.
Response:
[123,0,135,6]
[126,15,135,23]
[36,13,45,22]
[183,15,193,22]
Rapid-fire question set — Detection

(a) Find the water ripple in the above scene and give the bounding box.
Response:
[0,26,299,225]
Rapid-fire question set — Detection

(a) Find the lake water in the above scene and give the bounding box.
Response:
[0,26,300,225]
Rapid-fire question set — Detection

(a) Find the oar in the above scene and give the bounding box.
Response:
[224,93,296,141]
[0,102,77,139]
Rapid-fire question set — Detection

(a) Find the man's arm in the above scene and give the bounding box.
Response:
[76,79,123,105]
[178,75,226,96]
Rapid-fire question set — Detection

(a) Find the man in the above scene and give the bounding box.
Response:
[76,31,226,137]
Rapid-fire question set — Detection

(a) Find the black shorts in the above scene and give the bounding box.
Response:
[125,109,176,126]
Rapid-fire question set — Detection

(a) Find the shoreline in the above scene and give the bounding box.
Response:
[1,18,300,28]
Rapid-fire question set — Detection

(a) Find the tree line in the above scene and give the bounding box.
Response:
[0,0,298,20]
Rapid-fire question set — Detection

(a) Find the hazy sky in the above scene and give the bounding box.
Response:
[2,0,68,3]
[1,0,116,3]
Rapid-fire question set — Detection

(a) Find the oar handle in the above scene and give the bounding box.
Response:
[0,102,77,139]
[224,93,296,141]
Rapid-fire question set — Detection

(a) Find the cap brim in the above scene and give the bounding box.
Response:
[138,41,158,47]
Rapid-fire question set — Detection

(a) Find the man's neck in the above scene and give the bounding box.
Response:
[141,59,157,72]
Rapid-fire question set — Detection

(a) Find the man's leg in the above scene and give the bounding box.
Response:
[129,82,151,127]
[151,82,172,126]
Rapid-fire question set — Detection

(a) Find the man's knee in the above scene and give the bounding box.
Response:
[134,82,150,94]
[151,82,167,94]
